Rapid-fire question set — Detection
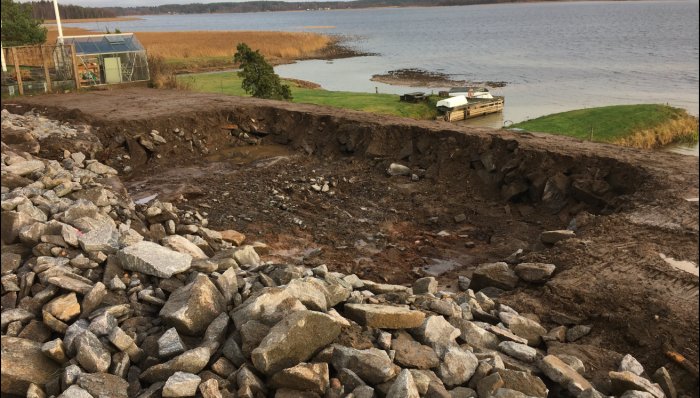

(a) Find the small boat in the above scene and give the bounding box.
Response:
[448,86,494,99]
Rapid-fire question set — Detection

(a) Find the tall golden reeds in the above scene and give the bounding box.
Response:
[613,115,699,149]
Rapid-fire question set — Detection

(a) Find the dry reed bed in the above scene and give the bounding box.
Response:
[46,28,334,63]
[614,115,699,149]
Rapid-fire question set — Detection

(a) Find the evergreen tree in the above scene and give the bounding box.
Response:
[233,43,292,101]
[1,0,47,46]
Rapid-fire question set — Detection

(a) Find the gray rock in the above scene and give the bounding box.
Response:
[566,325,592,342]
[199,379,223,398]
[352,385,375,398]
[285,278,329,311]
[162,235,209,259]
[513,263,556,283]
[498,341,537,363]
[652,367,677,398]
[41,338,67,364]
[437,346,478,388]
[269,362,330,395]
[252,310,341,375]
[78,372,129,398]
[241,320,271,357]
[499,313,546,346]
[450,318,500,349]
[387,163,411,176]
[540,230,575,244]
[163,372,201,397]
[140,347,212,383]
[620,392,655,398]
[413,277,438,294]
[494,368,548,398]
[538,355,592,395]
[58,385,93,398]
[471,262,519,291]
[77,222,119,253]
[117,241,192,278]
[80,282,106,319]
[1,336,61,396]
[619,354,645,376]
[608,371,665,398]
[159,274,226,335]
[387,369,420,398]
[331,346,399,385]
[392,331,440,369]
[234,245,261,268]
[477,372,505,398]
[231,287,306,329]
[43,292,80,322]
[75,330,111,373]
[344,303,425,329]
[411,315,460,347]
[3,160,44,176]
[557,354,585,374]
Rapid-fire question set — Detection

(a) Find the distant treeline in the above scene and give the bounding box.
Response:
[29,0,117,20]
[29,0,559,19]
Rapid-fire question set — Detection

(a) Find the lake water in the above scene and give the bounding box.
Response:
[67,1,699,153]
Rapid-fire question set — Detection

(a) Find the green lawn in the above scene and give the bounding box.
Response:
[178,71,439,119]
[510,104,692,143]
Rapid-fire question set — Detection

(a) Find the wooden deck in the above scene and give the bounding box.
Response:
[442,96,504,122]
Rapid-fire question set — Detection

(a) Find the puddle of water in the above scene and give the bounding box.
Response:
[205,144,295,164]
[422,258,462,277]
[659,253,699,277]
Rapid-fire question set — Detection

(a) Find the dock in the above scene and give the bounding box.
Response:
[441,96,504,122]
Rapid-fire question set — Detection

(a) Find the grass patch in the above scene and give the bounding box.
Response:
[511,104,698,149]
[180,71,439,120]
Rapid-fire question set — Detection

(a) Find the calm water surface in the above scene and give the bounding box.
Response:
[68,1,699,152]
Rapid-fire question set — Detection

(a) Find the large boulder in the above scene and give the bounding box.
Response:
[344,304,425,329]
[1,336,60,395]
[251,310,341,375]
[160,274,226,335]
[117,241,192,278]
[471,262,519,291]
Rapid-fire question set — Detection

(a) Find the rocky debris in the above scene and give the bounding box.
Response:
[540,229,576,244]
[0,109,693,398]
[387,163,411,176]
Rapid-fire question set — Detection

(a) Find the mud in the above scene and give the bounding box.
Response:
[5,88,698,393]
[371,68,507,88]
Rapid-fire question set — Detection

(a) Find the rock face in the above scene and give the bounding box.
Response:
[251,310,342,375]
[118,241,192,278]
[344,304,425,329]
[159,274,226,335]
[1,336,61,395]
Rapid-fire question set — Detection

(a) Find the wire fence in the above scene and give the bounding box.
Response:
[1,44,79,96]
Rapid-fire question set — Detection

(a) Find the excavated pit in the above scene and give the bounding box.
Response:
[5,88,699,390]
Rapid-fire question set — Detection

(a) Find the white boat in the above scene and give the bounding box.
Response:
[436,95,468,112]
[448,86,494,99]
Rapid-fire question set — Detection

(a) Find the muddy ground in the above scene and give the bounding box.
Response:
[5,88,699,395]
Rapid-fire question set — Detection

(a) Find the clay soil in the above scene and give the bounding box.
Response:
[5,88,699,395]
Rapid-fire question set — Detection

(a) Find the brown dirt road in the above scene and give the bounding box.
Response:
[5,88,699,394]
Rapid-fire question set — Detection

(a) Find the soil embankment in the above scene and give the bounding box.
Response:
[5,88,699,395]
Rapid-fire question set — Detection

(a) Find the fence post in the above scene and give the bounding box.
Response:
[10,47,23,95]
[41,45,53,93]
[69,44,81,91]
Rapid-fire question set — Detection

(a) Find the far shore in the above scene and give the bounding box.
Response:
[371,68,507,89]
[43,16,143,24]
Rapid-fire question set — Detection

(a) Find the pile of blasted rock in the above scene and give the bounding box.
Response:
[0,110,682,398]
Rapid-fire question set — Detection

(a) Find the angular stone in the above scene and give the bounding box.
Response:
[58,385,92,398]
[477,372,504,398]
[451,318,500,349]
[1,308,34,329]
[1,336,60,396]
[140,347,211,383]
[231,287,306,329]
[619,354,645,375]
[620,392,655,398]
[234,245,261,268]
[489,325,529,345]
[391,331,440,369]
[220,230,246,246]
[43,292,80,322]
[118,241,192,278]
[241,320,271,357]
[78,372,129,398]
[252,310,341,375]
[80,282,106,319]
[163,372,201,397]
[513,263,556,283]
[499,341,537,363]
[387,163,411,176]
[387,369,420,398]
[499,313,546,346]
[344,303,425,329]
[608,371,665,398]
[270,362,329,395]
[159,274,226,335]
[540,230,575,244]
[75,330,111,373]
[494,369,548,398]
[413,277,438,294]
[566,325,592,342]
[652,367,677,398]
[539,355,592,395]
[3,160,45,176]
[163,235,209,259]
[331,346,399,385]
[437,346,478,388]
[199,378,223,398]
[285,278,329,311]
[78,223,119,253]
[471,262,519,291]
[411,315,460,347]
[41,338,67,364]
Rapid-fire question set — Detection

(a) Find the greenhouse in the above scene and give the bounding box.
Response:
[63,33,149,86]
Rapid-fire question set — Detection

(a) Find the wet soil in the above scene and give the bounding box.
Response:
[371,68,508,88]
[5,88,698,395]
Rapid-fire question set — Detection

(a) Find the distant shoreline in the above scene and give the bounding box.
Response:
[43,17,143,24]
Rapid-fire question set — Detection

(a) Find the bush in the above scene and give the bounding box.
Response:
[1,0,47,46]
[233,43,292,101]
[148,54,190,90]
